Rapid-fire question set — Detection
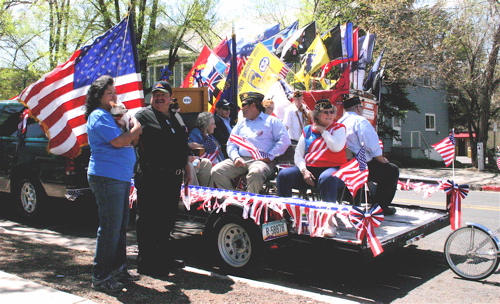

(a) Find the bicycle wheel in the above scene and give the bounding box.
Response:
[444,226,499,280]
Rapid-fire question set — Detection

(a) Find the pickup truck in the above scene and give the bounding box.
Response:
[0,100,92,220]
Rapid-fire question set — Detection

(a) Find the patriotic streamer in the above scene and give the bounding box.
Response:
[349,204,385,257]
[443,180,469,230]
[229,134,272,160]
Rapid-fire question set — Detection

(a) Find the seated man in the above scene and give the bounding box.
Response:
[337,96,400,215]
[211,92,291,194]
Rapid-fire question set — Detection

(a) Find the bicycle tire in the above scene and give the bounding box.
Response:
[444,226,499,280]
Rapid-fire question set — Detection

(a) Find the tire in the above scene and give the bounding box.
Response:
[209,214,264,276]
[13,177,46,220]
[444,226,499,280]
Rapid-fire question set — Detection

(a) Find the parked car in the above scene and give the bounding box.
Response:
[0,100,92,220]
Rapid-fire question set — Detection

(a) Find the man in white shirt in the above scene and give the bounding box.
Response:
[338,96,399,215]
[282,90,310,143]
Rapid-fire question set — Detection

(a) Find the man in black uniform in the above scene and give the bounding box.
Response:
[213,99,236,158]
[134,81,192,276]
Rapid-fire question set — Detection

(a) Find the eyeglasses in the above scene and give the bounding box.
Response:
[221,106,231,111]
[241,102,253,108]
[322,110,335,115]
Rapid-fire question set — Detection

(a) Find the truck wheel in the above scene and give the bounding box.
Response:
[209,214,264,276]
[14,177,46,220]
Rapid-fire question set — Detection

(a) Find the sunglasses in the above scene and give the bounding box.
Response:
[322,110,335,115]
[241,102,253,107]
[221,106,231,111]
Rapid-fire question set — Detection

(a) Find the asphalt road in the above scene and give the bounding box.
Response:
[0,189,499,304]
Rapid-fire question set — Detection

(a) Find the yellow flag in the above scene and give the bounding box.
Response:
[295,35,330,90]
[237,43,290,106]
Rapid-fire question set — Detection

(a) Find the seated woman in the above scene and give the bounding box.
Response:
[188,112,225,187]
[276,99,347,203]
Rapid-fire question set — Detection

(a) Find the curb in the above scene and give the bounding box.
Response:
[481,185,500,192]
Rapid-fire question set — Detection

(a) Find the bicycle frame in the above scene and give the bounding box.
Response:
[464,222,500,257]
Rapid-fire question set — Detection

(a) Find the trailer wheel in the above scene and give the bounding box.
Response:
[13,176,46,221]
[209,214,264,276]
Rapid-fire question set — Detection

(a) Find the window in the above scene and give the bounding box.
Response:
[425,114,435,131]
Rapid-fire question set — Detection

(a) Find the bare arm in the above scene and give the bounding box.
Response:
[110,118,142,148]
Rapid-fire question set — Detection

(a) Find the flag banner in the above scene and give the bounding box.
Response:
[181,45,212,88]
[17,14,144,158]
[295,35,330,90]
[264,80,293,120]
[262,20,299,54]
[431,132,455,167]
[237,43,290,104]
[236,23,280,56]
[279,21,317,63]
[333,146,369,198]
[217,33,239,123]
[213,37,231,64]
[363,48,385,92]
[444,180,469,230]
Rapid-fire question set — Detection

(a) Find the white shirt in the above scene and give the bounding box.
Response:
[337,111,382,162]
[282,103,309,141]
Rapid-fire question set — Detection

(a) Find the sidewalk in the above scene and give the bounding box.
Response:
[0,270,97,304]
[399,156,500,191]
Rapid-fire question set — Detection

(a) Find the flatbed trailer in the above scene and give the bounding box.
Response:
[176,187,450,275]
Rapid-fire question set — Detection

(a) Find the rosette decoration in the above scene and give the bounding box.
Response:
[349,204,385,257]
[443,180,469,230]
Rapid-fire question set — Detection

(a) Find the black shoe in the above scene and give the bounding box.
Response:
[111,268,140,283]
[92,277,125,293]
[383,207,396,216]
[169,259,185,270]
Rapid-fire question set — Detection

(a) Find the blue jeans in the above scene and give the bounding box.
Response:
[88,175,130,281]
[276,166,344,203]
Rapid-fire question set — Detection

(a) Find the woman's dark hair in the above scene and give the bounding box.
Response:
[85,75,114,120]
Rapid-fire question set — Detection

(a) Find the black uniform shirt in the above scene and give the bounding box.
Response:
[135,105,189,172]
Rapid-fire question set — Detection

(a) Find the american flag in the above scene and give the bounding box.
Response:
[333,146,369,197]
[431,132,455,167]
[202,135,220,164]
[17,14,144,158]
[229,134,272,160]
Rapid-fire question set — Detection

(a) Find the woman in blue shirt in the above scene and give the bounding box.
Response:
[85,75,142,293]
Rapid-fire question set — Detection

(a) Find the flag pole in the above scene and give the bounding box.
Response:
[452,128,455,180]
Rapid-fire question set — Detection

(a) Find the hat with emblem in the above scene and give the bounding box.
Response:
[151,81,172,95]
[315,99,333,111]
[343,96,362,109]
[216,99,232,108]
[239,92,265,104]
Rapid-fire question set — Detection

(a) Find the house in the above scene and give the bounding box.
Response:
[387,86,451,161]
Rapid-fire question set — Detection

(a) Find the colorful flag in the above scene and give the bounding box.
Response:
[213,37,231,63]
[17,14,144,158]
[363,48,385,92]
[217,32,239,123]
[236,23,280,56]
[278,21,317,63]
[262,20,299,54]
[181,45,212,88]
[431,132,456,167]
[237,43,290,104]
[351,32,376,90]
[321,22,354,66]
[333,146,369,197]
[201,135,221,164]
[294,35,330,90]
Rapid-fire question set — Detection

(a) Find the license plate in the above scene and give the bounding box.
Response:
[262,219,288,241]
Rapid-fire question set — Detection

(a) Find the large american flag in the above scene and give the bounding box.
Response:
[333,145,369,197]
[17,14,144,158]
[431,132,455,167]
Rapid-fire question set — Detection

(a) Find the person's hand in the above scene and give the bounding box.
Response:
[314,125,326,134]
[130,117,142,134]
[302,169,315,187]
[233,157,246,168]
